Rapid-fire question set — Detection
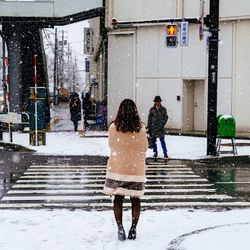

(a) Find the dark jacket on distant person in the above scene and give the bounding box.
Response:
[147,105,168,138]
[69,97,81,122]
[82,93,92,117]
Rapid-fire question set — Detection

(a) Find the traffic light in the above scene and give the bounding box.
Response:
[166,24,178,47]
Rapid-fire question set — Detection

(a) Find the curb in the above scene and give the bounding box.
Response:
[0,141,35,152]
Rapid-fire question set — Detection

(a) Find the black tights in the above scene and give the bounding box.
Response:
[73,121,78,131]
[113,195,141,230]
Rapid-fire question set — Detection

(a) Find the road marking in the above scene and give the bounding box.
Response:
[0,163,247,209]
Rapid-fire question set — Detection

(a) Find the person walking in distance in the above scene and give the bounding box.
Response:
[69,93,81,132]
[103,99,148,241]
[82,92,92,128]
[147,96,169,160]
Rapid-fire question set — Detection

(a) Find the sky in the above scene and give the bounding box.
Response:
[44,20,89,91]
[56,20,89,73]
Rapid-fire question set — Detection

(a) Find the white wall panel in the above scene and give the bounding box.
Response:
[182,24,207,78]
[217,78,232,115]
[183,0,209,17]
[136,78,182,128]
[220,0,250,19]
[136,79,159,124]
[218,23,233,78]
[108,33,135,121]
[184,0,250,20]
[234,20,250,131]
[137,27,158,78]
[159,79,182,129]
[158,26,182,77]
[113,0,176,21]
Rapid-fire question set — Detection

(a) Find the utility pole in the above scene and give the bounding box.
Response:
[67,42,71,91]
[2,35,7,113]
[61,30,64,88]
[72,56,77,92]
[206,0,220,156]
[53,28,58,105]
[58,30,67,89]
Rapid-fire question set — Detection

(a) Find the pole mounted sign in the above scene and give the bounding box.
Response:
[180,21,189,46]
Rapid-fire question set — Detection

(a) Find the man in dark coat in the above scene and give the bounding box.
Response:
[69,93,81,131]
[82,92,92,128]
[147,96,169,159]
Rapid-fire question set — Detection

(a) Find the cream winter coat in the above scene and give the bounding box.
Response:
[103,123,148,197]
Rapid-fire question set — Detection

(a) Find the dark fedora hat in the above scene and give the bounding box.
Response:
[153,96,162,102]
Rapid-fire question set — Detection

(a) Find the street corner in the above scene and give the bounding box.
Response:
[166,222,250,250]
[0,141,35,152]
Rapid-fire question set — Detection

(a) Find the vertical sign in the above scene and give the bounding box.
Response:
[84,27,93,55]
[5,57,9,111]
[180,21,189,46]
[85,58,90,72]
[199,0,205,40]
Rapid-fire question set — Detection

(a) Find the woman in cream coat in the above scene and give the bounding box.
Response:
[103,99,148,241]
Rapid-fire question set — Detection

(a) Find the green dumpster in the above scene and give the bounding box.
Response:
[217,114,236,138]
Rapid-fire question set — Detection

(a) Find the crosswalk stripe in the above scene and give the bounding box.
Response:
[25,170,194,174]
[1,163,248,209]
[26,168,193,172]
[28,164,187,168]
[6,188,216,195]
[1,201,250,209]
[16,178,209,184]
[2,194,233,201]
[19,174,203,179]
[11,183,214,189]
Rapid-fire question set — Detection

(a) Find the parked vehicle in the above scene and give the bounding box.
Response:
[58,87,70,102]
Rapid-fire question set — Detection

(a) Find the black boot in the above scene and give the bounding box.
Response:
[118,227,126,241]
[128,228,136,240]
[154,152,158,161]
[128,197,140,240]
[114,195,126,241]
[164,153,169,161]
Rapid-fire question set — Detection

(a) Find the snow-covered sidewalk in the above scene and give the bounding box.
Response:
[2,130,250,160]
[0,208,250,250]
[2,121,250,249]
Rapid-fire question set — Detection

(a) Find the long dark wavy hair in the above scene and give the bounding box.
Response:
[114,99,142,133]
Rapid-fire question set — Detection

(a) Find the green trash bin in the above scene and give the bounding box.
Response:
[216,114,237,155]
[217,114,236,138]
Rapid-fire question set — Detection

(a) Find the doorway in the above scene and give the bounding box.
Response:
[182,80,206,133]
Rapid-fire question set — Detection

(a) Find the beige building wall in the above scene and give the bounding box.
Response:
[90,0,250,135]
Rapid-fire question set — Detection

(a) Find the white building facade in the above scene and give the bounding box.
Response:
[92,0,250,136]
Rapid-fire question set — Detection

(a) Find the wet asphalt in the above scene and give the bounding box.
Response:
[1,148,250,202]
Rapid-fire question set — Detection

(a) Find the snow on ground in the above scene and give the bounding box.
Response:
[0,208,250,250]
[2,104,250,249]
[2,130,250,160]
[2,101,248,160]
